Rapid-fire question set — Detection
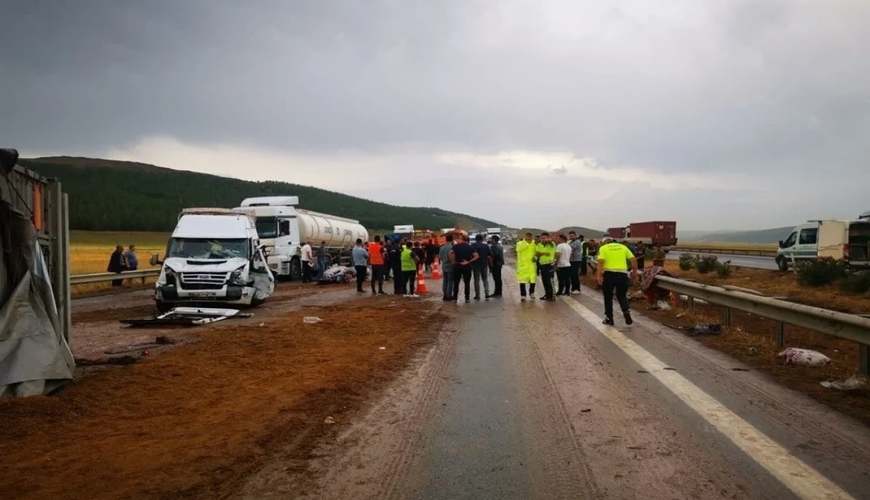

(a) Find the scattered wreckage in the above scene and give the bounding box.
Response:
[120,307,252,328]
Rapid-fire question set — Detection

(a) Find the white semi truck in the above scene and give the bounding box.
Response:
[151,208,275,312]
[235,196,369,281]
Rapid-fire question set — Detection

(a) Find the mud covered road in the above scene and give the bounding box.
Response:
[246,269,870,500]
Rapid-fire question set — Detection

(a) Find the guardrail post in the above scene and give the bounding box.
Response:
[860,345,870,376]
[687,296,694,310]
[722,307,731,327]
[774,321,785,347]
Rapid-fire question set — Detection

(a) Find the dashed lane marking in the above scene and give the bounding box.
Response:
[557,294,855,500]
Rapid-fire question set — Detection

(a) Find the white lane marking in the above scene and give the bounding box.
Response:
[557,294,855,500]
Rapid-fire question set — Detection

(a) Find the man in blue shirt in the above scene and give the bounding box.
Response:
[351,239,369,293]
[438,234,455,301]
[471,234,492,300]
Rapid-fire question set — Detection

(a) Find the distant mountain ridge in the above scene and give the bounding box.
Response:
[20,156,503,233]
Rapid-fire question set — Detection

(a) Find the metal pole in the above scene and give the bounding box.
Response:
[775,321,785,347]
[722,306,731,327]
[61,191,71,343]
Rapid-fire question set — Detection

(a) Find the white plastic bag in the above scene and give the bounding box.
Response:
[656,300,671,311]
[777,348,831,366]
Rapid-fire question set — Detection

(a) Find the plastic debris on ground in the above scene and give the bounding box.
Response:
[777,347,832,366]
[120,307,252,327]
[820,376,867,391]
[303,316,322,324]
[686,324,722,336]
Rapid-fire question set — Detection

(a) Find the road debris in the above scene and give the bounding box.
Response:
[324,416,336,425]
[777,348,832,366]
[820,375,867,391]
[303,316,323,323]
[120,307,251,327]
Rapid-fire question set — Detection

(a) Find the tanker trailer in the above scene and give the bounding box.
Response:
[236,196,369,281]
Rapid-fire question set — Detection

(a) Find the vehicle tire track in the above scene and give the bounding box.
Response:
[256,302,462,500]
[500,268,603,499]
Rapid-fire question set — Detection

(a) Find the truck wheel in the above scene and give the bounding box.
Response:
[290,257,302,281]
[155,300,173,313]
[776,256,788,272]
[251,297,266,307]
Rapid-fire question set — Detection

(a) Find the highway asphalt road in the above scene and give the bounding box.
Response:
[236,269,870,500]
[668,250,779,271]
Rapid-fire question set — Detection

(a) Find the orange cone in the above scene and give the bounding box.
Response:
[431,257,442,279]
[415,265,428,294]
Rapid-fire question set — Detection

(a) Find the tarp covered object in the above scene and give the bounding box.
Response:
[0,200,74,398]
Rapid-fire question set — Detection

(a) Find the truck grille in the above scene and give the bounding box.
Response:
[180,272,228,288]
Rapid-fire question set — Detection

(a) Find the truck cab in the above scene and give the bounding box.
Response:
[153,209,274,312]
[775,219,870,271]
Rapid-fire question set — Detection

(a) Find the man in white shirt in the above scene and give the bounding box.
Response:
[555,234,574,296]
[300,239,314,283]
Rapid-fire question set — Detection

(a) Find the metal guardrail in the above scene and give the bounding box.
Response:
[654,275,870,374]
[673,246,778,257]
[70,269,161,285]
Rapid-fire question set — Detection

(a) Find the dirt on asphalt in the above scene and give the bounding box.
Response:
[1,285,448,500]
[581,271,870,427]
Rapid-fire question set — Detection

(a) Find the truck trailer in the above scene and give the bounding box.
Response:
[606,227,627,239]
[236,196,369,281]
[625,221,678,248]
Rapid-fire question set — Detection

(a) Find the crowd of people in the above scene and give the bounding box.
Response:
[296,230,666,326]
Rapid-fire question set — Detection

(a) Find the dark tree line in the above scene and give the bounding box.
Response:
[21,159,502,232]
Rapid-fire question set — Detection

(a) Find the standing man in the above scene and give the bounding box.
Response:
[515,233,537,300]
[489,235,504,298]
[368,236,386,295]
[634,240,647,271]
[535,233,557,301]
[387,239,404,295]
[383,238,394,282]
[107,245,127,287]
[300,239,314,283]
[568,231,583,293]
[316,240,329,280]
[401,241,420,297]
[449,235,478,303]
[439,234,455,301]
[555,234,573,296]
[425,239,439,273]
[124,244,143,285]
[351,238,369,293]
[470,233,492,300]
[596,236,638,326]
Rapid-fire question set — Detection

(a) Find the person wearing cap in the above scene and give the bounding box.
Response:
[596,236,639,325]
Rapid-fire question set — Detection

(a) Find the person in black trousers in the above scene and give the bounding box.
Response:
[596,237,638,325]
[449,235,478,303]
[387,239,404,294]
[489,235,504,297]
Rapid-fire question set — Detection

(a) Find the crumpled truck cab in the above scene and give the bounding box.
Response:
[153,209,274,312]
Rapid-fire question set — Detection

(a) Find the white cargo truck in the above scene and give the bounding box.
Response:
[151,208,275,312]
[235,196,369,280]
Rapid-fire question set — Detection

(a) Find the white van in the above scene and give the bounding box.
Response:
[152,208,275,311]
[775,219,870,271]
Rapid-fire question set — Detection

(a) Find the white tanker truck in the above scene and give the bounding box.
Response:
[235,196,369,281]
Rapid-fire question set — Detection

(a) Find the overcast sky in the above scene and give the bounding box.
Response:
[2,0,869,231]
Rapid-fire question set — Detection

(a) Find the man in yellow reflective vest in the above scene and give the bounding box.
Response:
[535,232,557,301]
[596,236,639,325]
[515,233,538,301]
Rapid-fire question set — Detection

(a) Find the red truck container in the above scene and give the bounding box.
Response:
[626,221,678,247]
[606,227,627,239]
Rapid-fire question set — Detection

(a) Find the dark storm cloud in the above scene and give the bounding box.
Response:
[2,0,869,229]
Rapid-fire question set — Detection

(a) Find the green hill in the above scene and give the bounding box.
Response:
[516,226,603,237]
[20,157,503,232]
[693,227,793,244]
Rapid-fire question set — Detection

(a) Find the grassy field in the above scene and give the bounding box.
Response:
[70,231,168,294]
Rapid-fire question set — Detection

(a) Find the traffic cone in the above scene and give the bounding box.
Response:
[415,265,428,294]
[431,257,442,279]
